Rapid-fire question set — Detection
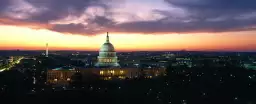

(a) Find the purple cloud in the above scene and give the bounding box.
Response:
[0,0,256,35]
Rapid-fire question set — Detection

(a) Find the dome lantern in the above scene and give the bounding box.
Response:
[106,32,110,43]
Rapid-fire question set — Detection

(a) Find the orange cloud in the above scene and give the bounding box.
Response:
[0,17,52,29]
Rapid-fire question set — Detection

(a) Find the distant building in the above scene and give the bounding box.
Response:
[175,57,192,67]
[163,53,175,59]
[47,67,77,86]
[244,62,256,70]
[0,59,3,66]
[8,56,14,63]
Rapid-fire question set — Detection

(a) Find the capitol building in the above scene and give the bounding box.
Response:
[95,32,120,68]
[47,32,165,85]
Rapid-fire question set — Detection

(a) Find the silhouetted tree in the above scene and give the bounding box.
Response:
[71,72,83,87]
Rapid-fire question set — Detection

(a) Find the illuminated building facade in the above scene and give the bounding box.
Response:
[46,32,166,85]
[47,67,77,86]
[95,32,120,67]
[8,56,14,63]
[82,68,140,80]
[47,67,165,84]
[175,57,192,67]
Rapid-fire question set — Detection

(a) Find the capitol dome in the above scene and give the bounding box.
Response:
[95,32,120,68]
[100,43,115,52]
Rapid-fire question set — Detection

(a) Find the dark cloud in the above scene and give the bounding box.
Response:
[0,0,11,13]
[46,15,256,35]
[165,0,256,10]
[0,0,256,35]
[108,0,256,34]
[50,16,115,35]
[87,16,115,27]
[165,0,256,18]
[0,0,112,35]
[50,23,89,35]
[109,18,256,34]
[24,0,107,22]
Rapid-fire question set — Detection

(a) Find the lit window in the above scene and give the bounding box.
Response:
[120,70,124,74]
[110,70,115,74]
[100,71,104,75]
[67,78,70,81]
[118,76,125,79]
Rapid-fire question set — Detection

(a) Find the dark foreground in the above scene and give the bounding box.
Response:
[1,75,256,104]
[1,62,256,104]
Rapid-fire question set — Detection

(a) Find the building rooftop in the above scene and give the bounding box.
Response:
[52,67,75,71]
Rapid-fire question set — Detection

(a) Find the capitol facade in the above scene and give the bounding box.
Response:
[47,32,165,85]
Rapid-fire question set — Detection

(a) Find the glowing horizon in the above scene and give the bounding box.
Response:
[0,0,256,52]
[0,25,256,52]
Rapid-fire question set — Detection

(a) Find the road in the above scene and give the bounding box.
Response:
[0,57,24,72]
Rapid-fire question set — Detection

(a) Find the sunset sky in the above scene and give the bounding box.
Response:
[0,0,256,52]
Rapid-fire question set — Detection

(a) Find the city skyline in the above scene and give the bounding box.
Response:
[0,0,256,52]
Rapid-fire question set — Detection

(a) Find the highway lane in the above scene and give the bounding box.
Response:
[0,57,24,72]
